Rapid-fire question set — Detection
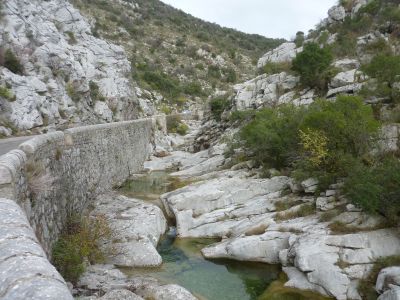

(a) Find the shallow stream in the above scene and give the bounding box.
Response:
[119,171,331,300]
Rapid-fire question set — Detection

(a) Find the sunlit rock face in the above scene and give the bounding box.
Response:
[0,0,141,133]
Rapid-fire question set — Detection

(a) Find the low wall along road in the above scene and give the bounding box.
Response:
[0,117,163,299]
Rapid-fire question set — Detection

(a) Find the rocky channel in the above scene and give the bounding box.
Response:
[71,119,400,300]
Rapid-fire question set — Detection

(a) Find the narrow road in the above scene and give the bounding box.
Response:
[0,136,32,156]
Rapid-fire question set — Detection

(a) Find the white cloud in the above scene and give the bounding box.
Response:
[160,0,337,39]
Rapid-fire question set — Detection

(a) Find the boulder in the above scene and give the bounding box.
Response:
[328,5,346,23]
[201,231,291,263]
[91,194,167,267]
[301,178,318,194]
[330,69,363,88]
[376,267,400,294]
[233,72,299,110]
[378,287,400,300]
[257,42,302,68]
[161,176,292,237]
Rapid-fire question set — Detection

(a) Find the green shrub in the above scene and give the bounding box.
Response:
[240,105,305,169]
[176,123,189,135]
[89,81,106,102]
[66,82,80,102]
[294,31,305,47]
[207,65,221,79]
[0,86,16,101]
[362,54,400,103]
[223,67,237,83]
[66,31,77,44]
[183,82,203,96]
[167,115,187,135]
[259,62,292,75]
[239,96,380,185]
[292,43,333,90]
[210,96,230,121]
[52,215,112,283]
[141,71,181,99]
[3,49,24,75]
[343,157,400,225]
[362,54,400,87]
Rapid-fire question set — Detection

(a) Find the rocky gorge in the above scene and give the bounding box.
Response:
[0,0,400,299]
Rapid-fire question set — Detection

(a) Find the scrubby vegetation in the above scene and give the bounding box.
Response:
[238,95,385,205]
[166,115,189,135]
[52,215,112,283]
[2,49,24,75]
[292,43,334,90]
[361,54,400,103]
[89,81,106,102]
[210,96,231,121]
[71,0,284,112]
[0,86,15,101]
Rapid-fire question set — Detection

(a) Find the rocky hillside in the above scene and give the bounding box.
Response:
[231,0,400,112]
[0,0,142,136]
[71,0,283,115]
[185,1,400,299]
[0,0,283,137]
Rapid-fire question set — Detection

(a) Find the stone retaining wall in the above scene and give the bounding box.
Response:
[0,117,159,299]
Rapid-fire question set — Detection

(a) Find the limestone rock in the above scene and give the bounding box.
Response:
[161,176,292,237]
[376,267,400,294]
[378,287,400,300]
[257,42,302,68]
[330,69,363,88]
[333,59,361,71]
[301,178,318,194]
[201,231,291,263]
[328,6,346,23]
[233,72,299,110]
[101,290,144,300]
[91,194,167,267]
[0,0,140,132]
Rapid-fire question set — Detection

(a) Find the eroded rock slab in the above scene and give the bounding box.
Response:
[161,176,292,237]
[91,194,167,267]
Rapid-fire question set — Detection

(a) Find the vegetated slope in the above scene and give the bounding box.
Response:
[209,0,400,224]
[71,0,285,113]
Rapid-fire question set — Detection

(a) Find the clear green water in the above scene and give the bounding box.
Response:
[122,229,281,300]
[119,171,332,300]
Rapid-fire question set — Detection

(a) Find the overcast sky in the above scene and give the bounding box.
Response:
[160,0,337,39]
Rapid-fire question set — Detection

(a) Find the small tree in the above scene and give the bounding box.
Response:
[294,31,305,47]
[240,105,305,169]
[292,43,333,90]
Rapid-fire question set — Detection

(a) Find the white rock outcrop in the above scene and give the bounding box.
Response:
[161,176,292,237]
[0,0,141,133]
[90,194,167,267]
[257,42,302,68]
[233,72,299,110]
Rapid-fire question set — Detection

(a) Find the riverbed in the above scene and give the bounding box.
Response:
[118,171,331,300]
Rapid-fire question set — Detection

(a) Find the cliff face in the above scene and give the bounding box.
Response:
[0,0,141,135]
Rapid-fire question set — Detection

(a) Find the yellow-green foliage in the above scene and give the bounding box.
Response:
[52,215,112,283]
[66,82,80,102]
[0,86,16,101]
[299,128,329,167]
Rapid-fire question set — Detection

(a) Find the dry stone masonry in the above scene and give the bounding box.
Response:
[0,117,159,299]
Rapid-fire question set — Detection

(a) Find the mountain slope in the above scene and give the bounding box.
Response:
[71,0,284,113]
